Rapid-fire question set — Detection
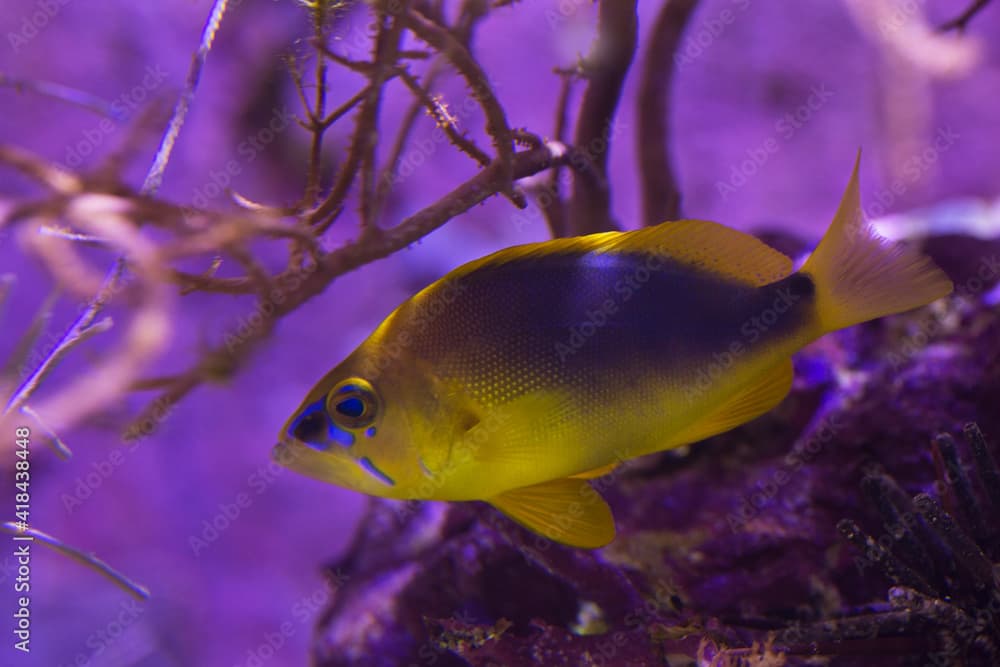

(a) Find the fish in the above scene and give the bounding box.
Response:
[273,156,953,548]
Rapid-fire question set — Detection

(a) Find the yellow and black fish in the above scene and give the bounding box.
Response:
[274,157,952,548]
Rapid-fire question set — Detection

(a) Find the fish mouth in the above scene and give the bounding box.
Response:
[271,437,354,487]
[272,435,395,495]
[271,438,302,468]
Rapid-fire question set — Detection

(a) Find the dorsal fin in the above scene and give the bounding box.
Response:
[441,220,792,288]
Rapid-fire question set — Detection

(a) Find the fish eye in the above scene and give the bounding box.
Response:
[337,397,365,418]
[327,379,378,429]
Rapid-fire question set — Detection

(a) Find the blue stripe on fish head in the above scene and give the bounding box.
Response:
[287,399,356,450]
[359,456,395,487]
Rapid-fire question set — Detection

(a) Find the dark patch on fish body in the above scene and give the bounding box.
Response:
[394,250,814,407]
[773,272,815,301]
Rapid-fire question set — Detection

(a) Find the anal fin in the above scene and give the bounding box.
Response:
[488,478,615,549]
[666,360,794,448]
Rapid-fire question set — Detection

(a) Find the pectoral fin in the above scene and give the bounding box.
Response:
[415,363,487,475]
[570,461,621,479]
[666,360,794,449]
[466,391,576,471]
[488,478,615,549]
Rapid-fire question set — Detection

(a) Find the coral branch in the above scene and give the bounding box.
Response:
[3,312,113,417]
[19,404,74,459]
[3,0,621,482]
[3,195,173,437]
[310,8,408,232]
[0,144,81,194]
[1,522,149,600]
[536,75,575,238]
[129,143,570,430]
[940,0,993,31]
[393,66,491,167]
[568,0,637,234]
[142,0,231,195]
[964,422,1000,510]
[401,5,519,204]
[0,73,120,119]
[637,0,698,226]
[301,1,333,206]
[369,0,494,224]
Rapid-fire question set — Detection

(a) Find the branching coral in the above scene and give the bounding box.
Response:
[835,423,1000,665]
[941,0,995,32]
[0,0,649,447]
[0,0,662,604]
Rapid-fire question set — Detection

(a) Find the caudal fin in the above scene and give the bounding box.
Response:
[801,153,953,333]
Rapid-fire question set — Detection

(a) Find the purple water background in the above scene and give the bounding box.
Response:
[1,1,999,665]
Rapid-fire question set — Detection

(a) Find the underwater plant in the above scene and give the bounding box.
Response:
[834,424,1000,666]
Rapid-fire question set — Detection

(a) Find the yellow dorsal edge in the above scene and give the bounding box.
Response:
[440,220,793,288]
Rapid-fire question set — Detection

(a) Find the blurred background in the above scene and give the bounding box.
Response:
[1,1,999,665]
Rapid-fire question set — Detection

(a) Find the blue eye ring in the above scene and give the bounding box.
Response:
[327,378,378,429]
